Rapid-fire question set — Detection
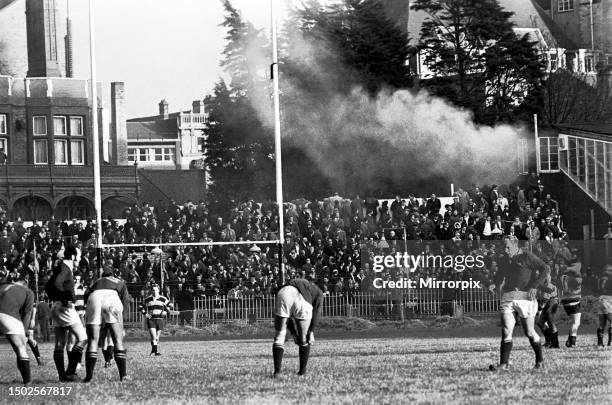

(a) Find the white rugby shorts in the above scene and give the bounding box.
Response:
[275,286,313,320]
[598,295,612,315]
[0,313,25,335]
[501,291,538,318]
[51,301,84,328]
[86,290,124,325]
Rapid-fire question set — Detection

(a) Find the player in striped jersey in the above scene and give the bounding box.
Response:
[66,273,86,369]
[559,259,582,347]
[83,267,129,382]
[596,265,612,347]
[139,284,172,356]
[0,273,35,384]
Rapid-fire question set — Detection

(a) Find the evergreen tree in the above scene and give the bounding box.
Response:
[204,1,274,209]
[412,0,545,124]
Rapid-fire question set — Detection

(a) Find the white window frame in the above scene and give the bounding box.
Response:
[53,116,67,136]
[54,139,68,165]
[32,116,47,136]
[127,148,136,162]
[558,0,573,12]
[70,116,83,136]
[539,137,560,173]
[70,139,84,165]
[33,139,48,164]
[0,114,6,135]
[128,146,175,163]
[0,138,7,159]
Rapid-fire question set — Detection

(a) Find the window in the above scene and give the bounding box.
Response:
[0,138,7,162]
[585,56,594,72]
[33,116,47,135]
[33,139,48,164]
[53,116,66,135]
[71,139,84,165]
[128,146,175,163]
[54,139,67,165]
[139,148,149,162]
[549,53,558,71]
[70,117,83,136]
[0,114,6,134]
[539,137,559,172]
[558,0,573,11]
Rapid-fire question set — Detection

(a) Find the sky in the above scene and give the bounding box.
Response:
[70,0,285,118]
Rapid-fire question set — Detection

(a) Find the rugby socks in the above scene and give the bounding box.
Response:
[566,335,576,347]
[84,352,97,382]
[53,349,66,380]
[549,331,559,349]
[597,328,604,346]
[298,345,310,376]
[108,345,115,360]
[66,346,84,375]
[114,349,127,380]
[17,358,31,384]
[528,337,543,364]
[608,327,612,346]
[541,327,550,347]
[28,342,41,363]
[272,345,284,375]
[499,341,512,366]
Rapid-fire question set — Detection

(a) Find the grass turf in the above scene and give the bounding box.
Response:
[0,332,610,404]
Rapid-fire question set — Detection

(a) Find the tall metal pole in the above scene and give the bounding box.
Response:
[271,0,285,284]
[88,0,103,270]
[534,114,540,175]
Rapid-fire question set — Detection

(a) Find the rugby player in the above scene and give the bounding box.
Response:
[596,265,612,347]
[559,258,582,347]
[139,284,172,356]
[489,241,547,371]
[83,266,129,382]
[536,266,559,349]
[272,278,323,377]
[0,273,35,384]
[66,273,86,369]
[45,246,87,381]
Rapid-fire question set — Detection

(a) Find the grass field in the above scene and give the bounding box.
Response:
[0,331,611,405]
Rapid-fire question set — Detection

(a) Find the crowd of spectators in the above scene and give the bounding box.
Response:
[0,173,577,307]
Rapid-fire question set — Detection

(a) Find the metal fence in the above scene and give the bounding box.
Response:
[124,289,499,328]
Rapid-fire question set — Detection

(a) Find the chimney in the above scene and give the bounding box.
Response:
[111,82,128,165]
[65,0,73,77]
[159,99,169,119]
[192,99,205,113]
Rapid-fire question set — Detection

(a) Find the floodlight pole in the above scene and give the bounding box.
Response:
[89,0,103,271]
[271,0,285,284]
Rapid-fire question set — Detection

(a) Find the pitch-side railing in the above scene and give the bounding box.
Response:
[123,289,499,328]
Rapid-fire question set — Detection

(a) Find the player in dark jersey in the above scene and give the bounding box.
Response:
[45,246,87,381]
[536,265,559,349]
[83,267,130,382]
[596,265,612,347]
[139,284,172,356]
[489,241,547,371]
[559,259,582,347]
[0,273,35,384]
[272,278,323,377]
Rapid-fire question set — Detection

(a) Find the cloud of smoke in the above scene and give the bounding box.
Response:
[245,15,529,196]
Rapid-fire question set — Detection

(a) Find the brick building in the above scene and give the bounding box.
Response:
[0,0,139,220]
[126,99,207,171]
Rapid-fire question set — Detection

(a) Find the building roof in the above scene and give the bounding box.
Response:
[127,119,178,141]
[555,123,612,136]
[407,0,577,49]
